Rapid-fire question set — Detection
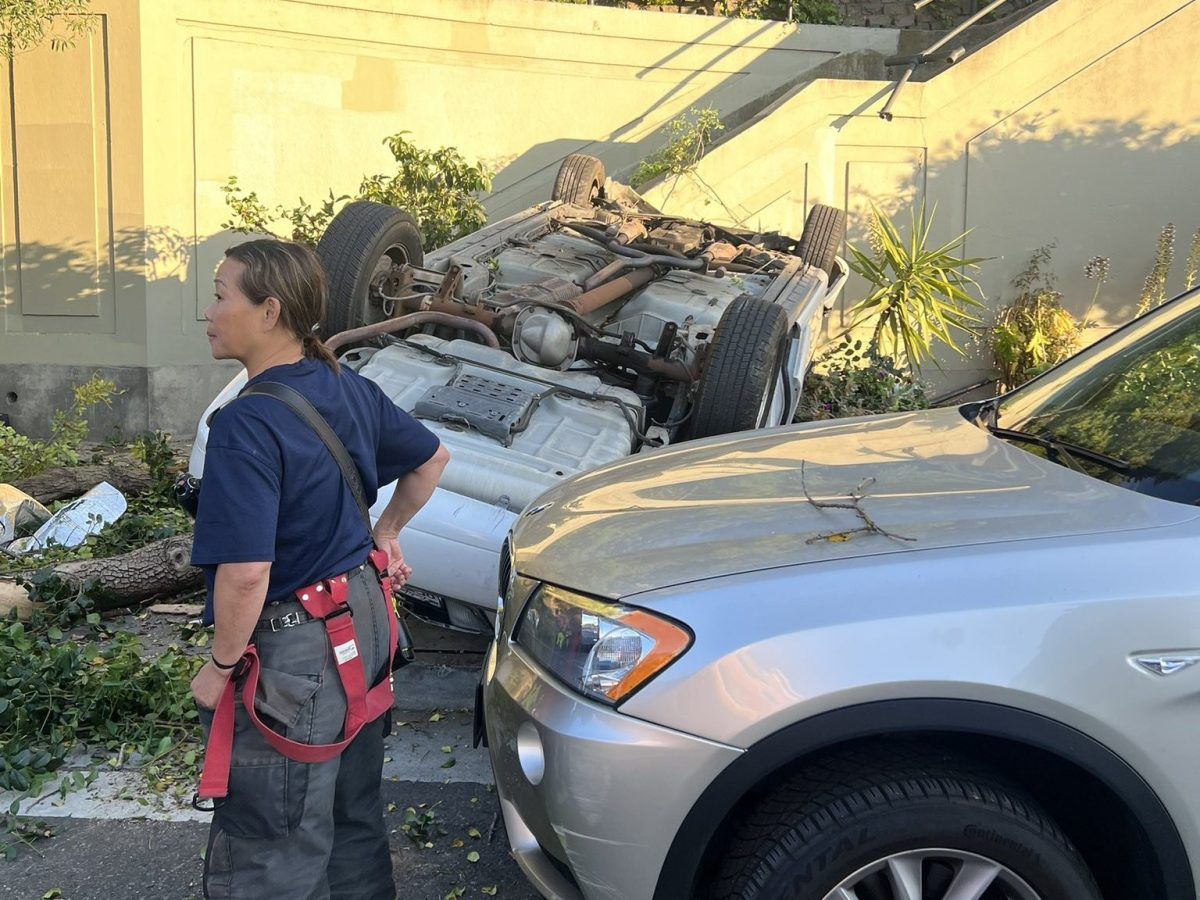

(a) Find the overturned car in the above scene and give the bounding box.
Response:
[191,155,847,632]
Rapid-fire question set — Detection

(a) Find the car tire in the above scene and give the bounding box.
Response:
[315,200,423,338]
[551,154,605,206]
[686,297,790,440]
[795,203,846,277]
[709,748,1102,900]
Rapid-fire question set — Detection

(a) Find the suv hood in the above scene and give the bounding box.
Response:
[511,407,1194,598]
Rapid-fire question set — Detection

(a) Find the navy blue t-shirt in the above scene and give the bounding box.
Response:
[191,357,440,624]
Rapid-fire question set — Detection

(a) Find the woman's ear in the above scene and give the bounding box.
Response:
[262,296,283,331]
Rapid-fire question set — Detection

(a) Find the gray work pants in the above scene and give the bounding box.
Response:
[200,564,397,900]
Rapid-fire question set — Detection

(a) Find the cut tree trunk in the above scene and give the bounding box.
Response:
[3,535,201,611]
[0,581,34,619]
[14,461,154,504]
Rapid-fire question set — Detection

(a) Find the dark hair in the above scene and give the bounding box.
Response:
[224,239,339,372]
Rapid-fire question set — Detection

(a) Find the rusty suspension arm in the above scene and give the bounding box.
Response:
[324,310,501,352]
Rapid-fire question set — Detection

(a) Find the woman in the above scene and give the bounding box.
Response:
[190,239,448,899]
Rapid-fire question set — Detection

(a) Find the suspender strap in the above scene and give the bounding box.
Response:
[195,551,398,802]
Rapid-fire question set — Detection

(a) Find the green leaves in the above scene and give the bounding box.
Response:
[222,132,492,252]
[729,0,840,23]
[0,0,96,59]
[399,804,441,844]
[0,375,118,482]
[631,107,724,188]
[989,245,1083,391]
[796,341,930,423]
[847,202,984,372]
[1,592,204,859]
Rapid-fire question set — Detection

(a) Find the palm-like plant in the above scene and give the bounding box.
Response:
[847,202,985,371]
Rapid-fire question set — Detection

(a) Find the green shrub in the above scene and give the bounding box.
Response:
[0,375,118,481]
[797,341,929,422]
[1137,223,1200,315]
[0,573,202,858]
[1138,223,1175,315]
[729,0,840,23]
[222,132,492,251]
[847,202,984,372]
[128,430,178,498]
[990,244,1082,392]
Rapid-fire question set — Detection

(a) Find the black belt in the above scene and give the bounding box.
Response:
[256,606,316,632]
[256,564,372,633]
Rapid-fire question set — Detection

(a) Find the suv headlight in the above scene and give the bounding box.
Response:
[514,584,691,705]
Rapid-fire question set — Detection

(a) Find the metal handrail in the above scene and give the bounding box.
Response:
[879,0,1012,121]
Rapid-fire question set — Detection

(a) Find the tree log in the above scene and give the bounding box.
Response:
[13,462,155,505]
[0,581,34,619]
[3,535,201,611]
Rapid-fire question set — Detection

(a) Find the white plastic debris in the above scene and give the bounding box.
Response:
[6,481,126,554]
[0,484,51,547]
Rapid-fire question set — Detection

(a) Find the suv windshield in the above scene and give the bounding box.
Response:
[992,288,1200,505]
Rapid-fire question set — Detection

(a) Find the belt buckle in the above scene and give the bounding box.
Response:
[271,610,305,632]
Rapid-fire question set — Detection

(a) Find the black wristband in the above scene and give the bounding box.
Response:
[211,652,240,671]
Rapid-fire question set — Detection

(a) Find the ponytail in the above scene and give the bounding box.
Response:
[302,331,341,373]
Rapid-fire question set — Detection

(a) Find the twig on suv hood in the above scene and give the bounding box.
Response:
[800,461,916,545]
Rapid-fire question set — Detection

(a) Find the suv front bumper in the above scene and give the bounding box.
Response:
[482,640,741,900]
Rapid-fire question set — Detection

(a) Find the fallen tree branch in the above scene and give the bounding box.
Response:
[2,535,201,612]
[800,461,916,545]
[14,461,154,505]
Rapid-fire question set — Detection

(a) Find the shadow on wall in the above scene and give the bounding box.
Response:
[827,113,1200,371]
[3,226,221,312]
[1,227,242,439]
[482,15,862,219]
[957,114,1200,326]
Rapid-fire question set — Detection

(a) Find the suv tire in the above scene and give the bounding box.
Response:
[552,154,605,206]
[795,203,845,278]
[687,297,790,440]
[710,748,1101,900]
[315,200,423,338]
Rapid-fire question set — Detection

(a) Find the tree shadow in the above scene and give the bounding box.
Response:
[483,18,895,218]
[2,226,240,439]
[748,112,1200,379]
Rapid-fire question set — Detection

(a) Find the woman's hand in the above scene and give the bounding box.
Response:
[372,529,413,586]
[191,660,231,710]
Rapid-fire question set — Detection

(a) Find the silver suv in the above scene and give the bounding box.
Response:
[481,287,1200,899]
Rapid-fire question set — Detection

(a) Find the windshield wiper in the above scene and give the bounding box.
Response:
[986,426,1132,473]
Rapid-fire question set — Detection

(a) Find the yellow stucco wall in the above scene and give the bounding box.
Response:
[642,0,1200,382]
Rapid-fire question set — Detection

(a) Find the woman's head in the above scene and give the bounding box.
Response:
[206,239,338,371]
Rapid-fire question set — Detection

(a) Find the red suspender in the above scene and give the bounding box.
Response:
[196,551,398,802]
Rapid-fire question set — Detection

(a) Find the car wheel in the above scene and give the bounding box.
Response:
[709,750,1101,900]
[551,154,605,206]
[686,297,790,440]
[795,203,846,278]
[315,200,423,339]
